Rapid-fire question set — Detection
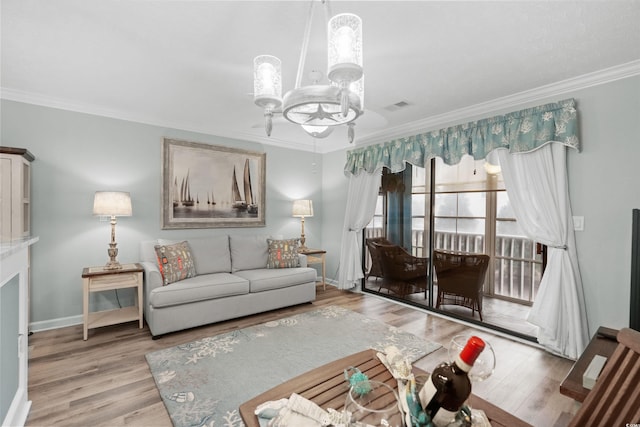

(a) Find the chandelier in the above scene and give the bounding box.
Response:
[253,0,363,143]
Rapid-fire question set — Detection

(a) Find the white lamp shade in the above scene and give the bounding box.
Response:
[254,55,283,109]
[93,191,132,216]
[292,199,313,218]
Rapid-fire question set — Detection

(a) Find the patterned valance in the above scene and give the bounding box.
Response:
[344,98,579,175]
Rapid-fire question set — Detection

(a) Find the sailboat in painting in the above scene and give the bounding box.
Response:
[172,177,180,207]
[231,159,258,214]
[231,167,247,210]
[244,159,258,214]
[180,170,195,207]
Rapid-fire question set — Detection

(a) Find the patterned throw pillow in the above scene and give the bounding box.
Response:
[154,241,197,285]
[267,238,300,269]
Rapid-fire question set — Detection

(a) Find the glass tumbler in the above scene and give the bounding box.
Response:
[344,380,403,426]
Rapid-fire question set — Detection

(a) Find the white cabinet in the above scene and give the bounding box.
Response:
[0,147,34,242]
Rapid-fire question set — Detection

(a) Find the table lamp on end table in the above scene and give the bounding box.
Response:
[292,199,313,250]
[93,191,132,270]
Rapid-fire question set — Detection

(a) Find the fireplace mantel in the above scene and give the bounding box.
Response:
[1,236,38,427]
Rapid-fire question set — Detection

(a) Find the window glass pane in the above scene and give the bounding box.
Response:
[412,217,425,231]
[496,219,526,237]
[371,217,384,229]
[497,191,515,219]
[434,157,459,184]
[434,217,456,233]
[434,194,457,216]
[412,194,425,216]
[374,195,384,216]
[458,193,486,217]
[412,167,426,192]
[434,155,501,190]
[457,218,485,234]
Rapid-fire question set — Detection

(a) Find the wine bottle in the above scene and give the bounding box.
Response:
[419,336,486,426]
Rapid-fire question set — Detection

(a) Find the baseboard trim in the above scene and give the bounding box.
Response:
[30,315,83,333]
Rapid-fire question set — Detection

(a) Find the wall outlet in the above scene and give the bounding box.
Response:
[573,216,584,231]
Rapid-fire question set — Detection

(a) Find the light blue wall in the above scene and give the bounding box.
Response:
[2,73,640,335]
[565,75,640,334]
[1,100,322,327]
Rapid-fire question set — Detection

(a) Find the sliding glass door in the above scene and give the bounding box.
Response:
[362,156,543,340]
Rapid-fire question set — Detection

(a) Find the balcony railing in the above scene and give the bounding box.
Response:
[364,228,541,304]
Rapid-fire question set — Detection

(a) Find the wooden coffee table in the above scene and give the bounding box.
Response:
[239,349,531,427]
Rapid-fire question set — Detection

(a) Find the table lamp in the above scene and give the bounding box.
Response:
[93,191,132,270]
[292,199,313,250]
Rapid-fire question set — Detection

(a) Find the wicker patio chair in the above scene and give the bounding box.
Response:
[364,237,393,281]
[376,243,429,297]
[568,327,640,426]
[432,250,490,320]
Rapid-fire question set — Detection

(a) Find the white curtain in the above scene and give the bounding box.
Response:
[338,169,382,289]
[497,143,589,359]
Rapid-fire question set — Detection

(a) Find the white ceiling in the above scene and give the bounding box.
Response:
[2,1,640,153]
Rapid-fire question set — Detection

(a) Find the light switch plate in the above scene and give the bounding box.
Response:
[573,216,584,231]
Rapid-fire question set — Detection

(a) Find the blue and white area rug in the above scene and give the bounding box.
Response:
[145,305,441,427]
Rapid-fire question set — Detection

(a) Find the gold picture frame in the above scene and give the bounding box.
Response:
[161,138,266,229]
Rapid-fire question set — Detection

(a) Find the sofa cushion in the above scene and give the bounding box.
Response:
[157,237,231,275]
[149,273,250,308]
[234,267,316,292]
[267,238,301,269]
[154,241,197,285]
[229,235,271,272]
[185,236,231,274]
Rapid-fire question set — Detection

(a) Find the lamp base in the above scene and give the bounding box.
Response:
[299,230,307,251]
[104,260,123,270]
[104,242,122,270]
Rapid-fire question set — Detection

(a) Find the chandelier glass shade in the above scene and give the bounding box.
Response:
[327,13,363,117]
[301,124,333,138]
[253,1,363,143]
[253,55,283,137]
[253,55,282,110]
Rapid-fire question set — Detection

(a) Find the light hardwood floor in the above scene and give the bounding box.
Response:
[367,277,539,337]
[26,285,578,426]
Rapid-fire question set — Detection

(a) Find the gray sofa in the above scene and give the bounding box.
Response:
[139,235,317,337]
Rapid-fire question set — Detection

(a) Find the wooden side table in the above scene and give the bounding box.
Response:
[299,248,326,291]
[82,263,144,340]
[559,326,619,402]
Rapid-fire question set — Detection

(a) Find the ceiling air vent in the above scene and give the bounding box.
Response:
[384,101,412,112]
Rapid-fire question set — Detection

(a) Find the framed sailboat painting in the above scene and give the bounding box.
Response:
[161,138,266,229]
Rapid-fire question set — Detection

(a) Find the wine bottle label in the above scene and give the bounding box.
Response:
[418,375,437,407]
[419,375,460,427]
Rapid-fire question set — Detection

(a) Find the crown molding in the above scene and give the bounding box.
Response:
[3,60,639,154]
[352,60,640,150]
[0,87,316,153]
